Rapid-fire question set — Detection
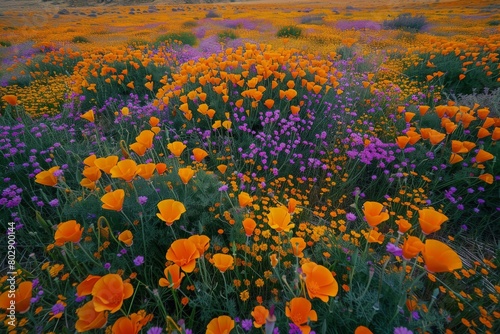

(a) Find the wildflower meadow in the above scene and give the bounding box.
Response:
[0,0,499,333]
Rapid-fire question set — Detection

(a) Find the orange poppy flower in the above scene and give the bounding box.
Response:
[401,236,424,260]
[475,149,494,163]
[83,154,97,167]
[290,237,306,257]
[136,163,156,180]
[428,130,446,145]
[362,201,389,227]
[270,253,278,268]
[94,156,119,174]
[82,166,102,182]
[101,189,125,211]
[0,281,32,314]
[92,274,134,313]
[178,167,195,184]
[238,191,253,208]
[396,136,410,149]
[422,239,462,273]
[80,110,95,122]
[2,94,18,106]
[286,297,317,334]
[111,312,150,334]
[354,326,373,334]
[477,128,491,139]
[242,218,257,237]
[157,199,186,225]
[212,253,234,273]
[156,163,167,175]
[206,315,235,334]
[451,140,468,154]
[476,108,490,119]
[166,239,200,273]
[129,142,147,156]
[301,262,338,302]
[80,178,96,190]
[478,173,493,184]
[418,208,448,235]
[251,305,269,328]
[267,206,295,232]
[364,229,384,244]
[264,99,275,109]
[288,198,298,214]
[76,275,102,297]
[395,218,412,234]
[75,300,108,333]
[159,264,185,289]
[492,127,500,141]
[406,130,421,145]
[149,116,160,127]
[188,234,210,255]
[217,164,228,174]
[54,220,83,246]
[449,153,464,164]
[35,166,60,187]
[167,141,187,157]
[118,230,133,246]
[110,159,137,182]
[193,148,209,162]
[135,130,155,149]
[121,107,130,116]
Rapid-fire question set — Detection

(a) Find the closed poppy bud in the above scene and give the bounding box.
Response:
[242,218,257,237]
[287,198,298,214]
[35,166,60,187]
[451,140,468,154]
[429,130,446,145]
[80,110,95,122]
[396,136,410,149]
[474,149,494,163]
[2,94,18,106]
[76,275,101,297]
[270,253,278,268]
[206,315,235,334]
[286,297,317,334]
[167,141,186,157]
[251,305,269,328]
[401,236,424,260]
[110,159,137,182]
[289,237,306,257]
[91,274,134,313]
[118,230,133,246]
[422,239,462,273]
[75,301,108,333]
[157,199,186,225]
[94,156,119,174]
[478,173,493,184]
[192,148,208,162]
[166,238,200,273]
[0,281,32,314]
[101,189,125,212]
[238,191,253,208]
[156,162,167,175]
[217,164,227,174]
[159,264,185,289]
[212,253,234,273]
[362,201,389,227]
[449,153,464,164]
[264,99,275,109]
[188,234,210,256]
[149,116,160,127]
[178,167,195,184]
[301,262,338,302]
[418,208,448,235]
[54,220,83,246]
[267,206,294,232]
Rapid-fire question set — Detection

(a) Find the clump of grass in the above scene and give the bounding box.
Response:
[383,13,428,32]
[217,29,238,42]
[0,40,12,47]
[300,14,325,25]
[182,20,198,28]
[71,36,90,44]
[205,9,221,18]
[276,25,302,38]
[155,31,197,46]
[487,19,500,26]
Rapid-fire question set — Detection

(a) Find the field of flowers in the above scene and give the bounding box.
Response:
[0,0,499,333]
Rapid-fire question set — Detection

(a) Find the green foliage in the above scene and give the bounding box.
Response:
[383,13,428,32]
[217,29,239,42]
[155,31,197,47]
[0,40,12,47]
[276,25,303,38]
[72,36,91,44]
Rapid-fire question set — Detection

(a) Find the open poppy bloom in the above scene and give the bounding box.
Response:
[0,281,32,314]
[54,220,83,246]
[422,239,462,273]
[418,208,448,235]
[101,189,125,211]
[178,167,195,184]
[362,201,389,227]
[401,236,424,260]
[188,234,210,255]
[238,191,253,208]
[35,166,60,187]
[193,148,209,162]
[135,130,154,149]
[110,159,138,182]
[286,297,317,334]
[92,274,134,313]
[2,94,18,106]
[129,142,147,156]
[475,149,494,163]
[118,230,133,246]
[364,229,384,244]
[157,199,186,225]
[212,253,234,273]
[94,156,119,174]
[354,326,373,334]
[166,239,200,273]
[267,206,295,232]
[111,311,152,334]
[76,275,102,297]
[242,218,257,237]
[251,305,269,328]
[159,264,185,289]
[290,237,306,257]
[395,218,412,234]
[80,110,95,122]
[167,141,187,157]
[75,301,108,333]
[136,163,156,180]
[82,166,102,182]
[206,315,235,334]
[301,262,338,302]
